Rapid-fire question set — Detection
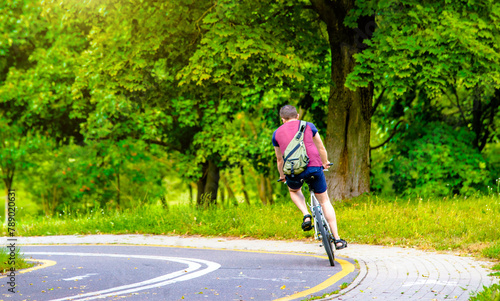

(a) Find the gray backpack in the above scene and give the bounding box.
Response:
[283,121,310,176]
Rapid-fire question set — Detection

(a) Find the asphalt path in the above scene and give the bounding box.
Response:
[2,244,356,301]
[1,235,498,300]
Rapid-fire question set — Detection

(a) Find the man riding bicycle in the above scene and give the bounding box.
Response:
[272,105,347,250]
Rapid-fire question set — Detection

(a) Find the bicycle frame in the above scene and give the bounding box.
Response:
[306,189,336,266]
[307,191,332,242]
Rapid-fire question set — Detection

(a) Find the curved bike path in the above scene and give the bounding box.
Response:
[16,235,499,300]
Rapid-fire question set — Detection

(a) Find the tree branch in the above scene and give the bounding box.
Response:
[144,139,182,152]
[370,120,406,150]
[371,87,386,116]
[451,83,467,126]
[309,0,342,28]
[479,89,500,151]
[255,5,294,25]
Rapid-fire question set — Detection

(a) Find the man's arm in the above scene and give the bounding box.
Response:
[274,146,285,180]
[312,133,330,169]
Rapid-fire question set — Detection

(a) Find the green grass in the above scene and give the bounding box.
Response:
[306,291,339,300]
[339,195,500,259]
[5,194,500,261]
[9,202,311,240]
[489,263,500,277]
[469,284,500,301]
[0,247,34,273]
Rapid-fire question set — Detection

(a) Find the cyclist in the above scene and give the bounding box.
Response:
[272,105,347,250]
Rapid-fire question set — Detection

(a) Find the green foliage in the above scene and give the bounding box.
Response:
[25,139,171,213]
[385,122,492,196]
[347,0,500,97]
[0,121,44,189]
[469,284,500,301]
[2,0,500,211]
[177,0,330,92]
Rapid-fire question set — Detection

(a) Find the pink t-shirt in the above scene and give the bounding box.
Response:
[272,120,322,167]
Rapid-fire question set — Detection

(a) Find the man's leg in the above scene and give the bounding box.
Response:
[315,191,343,247]
[289,187,310,222]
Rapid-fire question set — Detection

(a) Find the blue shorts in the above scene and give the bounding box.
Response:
[285,166,327,194]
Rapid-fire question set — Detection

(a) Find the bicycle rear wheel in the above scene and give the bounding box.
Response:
[313,205,335,266]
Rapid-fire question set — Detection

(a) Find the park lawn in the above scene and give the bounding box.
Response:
[7,194,500,264]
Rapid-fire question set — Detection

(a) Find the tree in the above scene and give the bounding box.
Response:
[55,0,332,206]
[176,0,335,201]
[347,0,500,195]
[346,0,500,133]
[0,0,87,221]
[0,122,42,222]
[50,0,222,205]
[305,0,375,200]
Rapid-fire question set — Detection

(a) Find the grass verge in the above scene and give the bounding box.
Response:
[0,247,34,273]
[8,194,499,260]
[469,284,500,301]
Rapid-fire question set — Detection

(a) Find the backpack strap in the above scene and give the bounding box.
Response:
[295,121,307,140]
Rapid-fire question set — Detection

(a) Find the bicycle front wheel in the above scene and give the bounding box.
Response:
[313,205,335,266]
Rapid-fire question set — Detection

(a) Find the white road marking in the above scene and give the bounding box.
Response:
[63,273,98,281]
[402,279,459,287]
[218,273,306,283]
[25,252,221,301]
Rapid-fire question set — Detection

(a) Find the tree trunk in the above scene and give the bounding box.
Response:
[258,175,267,205]
[204,160,219,205]
[188,183,194,204]
[2,168,14,225]
[41,193,47,215]
[221,173,237,205]
[219,185,225,204]
[239,166,251,205]
[196,160,220,206]
[257,176,274,205]
[311,0,374,200]
[196,162,208,205]
[159,196,169,209]
[116,171,121,209]
[265,177,274,205]
[4,187,9,226]
[52,186,58,214]
[473,87,500,152]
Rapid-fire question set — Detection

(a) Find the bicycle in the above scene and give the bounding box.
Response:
[304,176,336,266]
[278,174,336,266]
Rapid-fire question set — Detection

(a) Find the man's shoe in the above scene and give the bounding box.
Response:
[301,214,313,231]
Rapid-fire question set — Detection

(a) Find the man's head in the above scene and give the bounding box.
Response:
[279,105,299,122]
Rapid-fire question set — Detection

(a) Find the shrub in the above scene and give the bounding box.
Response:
[385,122,492,197]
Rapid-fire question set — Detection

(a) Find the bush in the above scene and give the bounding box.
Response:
[385,122,492,197]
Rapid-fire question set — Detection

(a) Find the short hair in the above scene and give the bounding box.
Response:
[280,105,298,120]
